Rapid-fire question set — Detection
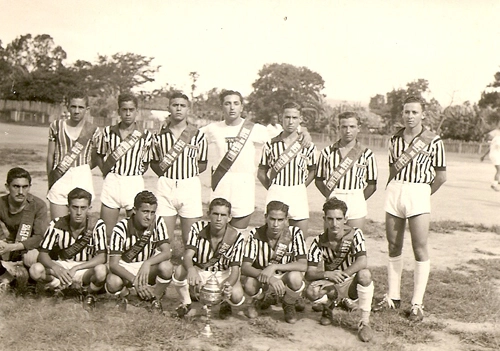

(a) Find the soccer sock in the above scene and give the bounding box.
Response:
[357,282,374,324]
[228,296,245,307]
[153,276,171,299]
[172,275,191,305]
[411,259,430,306]
[313,294,329,305]
[387,255,403,300]
[249,288,263,302]
[283,282,304,305]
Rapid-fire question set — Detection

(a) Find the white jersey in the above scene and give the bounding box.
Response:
[202,119,269,174]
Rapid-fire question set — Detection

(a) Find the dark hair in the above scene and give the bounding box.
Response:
[169,92,190,103]
[67,91,89,107]
[219,90,243,104]
[322,197,348,216]
[208,197,232,214]
[403,95,425,111]
[67,187,92,205]
[118,93,138,109]
[6,167,31,185]
[266,201,289,216]
[338,111,360,125]
[134,190,157,208]
[282,101,301,112]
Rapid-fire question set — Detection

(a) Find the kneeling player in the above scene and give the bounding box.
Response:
[30,188,107,309]
[305,197,374,342]
[106,191,172,312]
[173,198,245,319]
[242,201,307,324]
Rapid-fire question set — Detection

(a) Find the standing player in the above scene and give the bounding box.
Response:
[29,188,107,309]
[202,90,269,231]
[0,168,48,290]
[374,96,446,322]
[241,201,307,324]
[315,111,377,231]
[172,198,245,319]
[47,92,100,219]
[305,197,374,342]
[151,92,208,244]
[258,102,316,235]
[106,191,172,312]
[480,120,500,191]
[96,93,153,240]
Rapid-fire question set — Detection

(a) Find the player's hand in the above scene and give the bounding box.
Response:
[325,270,349,284]
[269,277,286,297]
[52,265,73,286]
[0,243,15,255]
[187,267,203,288]
[135,262,151,288]
[258,265,276,284]
[135,283,154,300]
[68,266,78,279]
[299,128,312,148]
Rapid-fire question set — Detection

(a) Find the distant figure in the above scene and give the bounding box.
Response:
[480,122,500,191]
[267,113,283,138]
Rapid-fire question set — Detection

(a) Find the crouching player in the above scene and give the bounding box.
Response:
[305,197,374,342]
[242,201,307,324]
[106,191,172,312]
[30,188,107,310]
[173,198,245,319]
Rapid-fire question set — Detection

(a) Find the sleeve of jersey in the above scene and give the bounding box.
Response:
[39,223,57,253]
[143,132,154,162]
[315,151,326,179]
[229,234,245,267]
[197,131,208,163]
[93,220,108,253]
[96,127,108,155]
[243,230,257,263]
[255,124,271,145]
[258,143,271,170]
[307,144,317,167]
[366,149,378,182]
[432,138,446,169]
[307,237,321,267]
[185,221,203,251]
[151,134,162,161]
[292,228,307,259]
[388,137,396,165]
[109,221,126,255]
[91,127,102,146]
[48,121,57,142]
[155,217,170,245]
[352,229,367,258]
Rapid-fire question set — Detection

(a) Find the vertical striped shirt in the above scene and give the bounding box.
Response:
[109,216,169,263]
[389,128,446,184]
[315,141,378,190]
[307,228,366,272]
[243,225,307,270]
[97,124,153,176]
[259,135,317,186]
[152,124,208,179]
[39,217,107,262]
[186,221,244,271]
[48,120,100,168]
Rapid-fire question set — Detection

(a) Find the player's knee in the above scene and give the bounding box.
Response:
[157,260,173,279]
[305,284,322,301]
[357,269,372,286]
[243,277,260,295]
[29,262,45,281]
[23,249,39,267]
[93,264,108,284]
[285,271,303,290]
[106,273,124,293]
[173,264,187,282]
[231,283,244,303]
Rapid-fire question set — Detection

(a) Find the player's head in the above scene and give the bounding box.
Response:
[402,95,425,128]
[67,91,89,123]
[281,101,302,133]
[269,113,279,126]
[338,111,360,143]
[322,197,348,216]
[118,93,139,126]
[220,90,244,123]
[322,197,348,236]
[133,191,158,229]
[168,92,190,122]
[208,198,232,232]
[67,188,92,225]
[5,167,31,205]
[403,95,425,111]
[265,201,289,236]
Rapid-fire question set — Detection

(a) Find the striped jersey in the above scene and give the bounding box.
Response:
[315,141,377,190]
[152,124,208,179]
[109,216,169,263]
[243,225,307,270]
[259,134,317,186]
[389,128,446,184]
[39,217,107,262]
[307,228,366,272]
[186,221,244,271]
[48,120,100,168]
[97,124,153,176]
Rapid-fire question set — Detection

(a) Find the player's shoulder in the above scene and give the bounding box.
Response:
[27,194,48,210]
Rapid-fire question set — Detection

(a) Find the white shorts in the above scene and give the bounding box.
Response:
[308,275,355,300]
[328,189,367,220]
[118,260,145,277]
[55,260,89,288]
[489,150,500,166]
[266,184,309,220]
[156,176,202,218]
[211,172,255,218]
[101,173,145,210]
[47,164,95,205]
[384,180,431,218]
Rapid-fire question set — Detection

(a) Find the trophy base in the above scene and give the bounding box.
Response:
[200,324,213,337]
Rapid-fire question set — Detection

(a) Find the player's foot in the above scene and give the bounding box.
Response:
[150,298,163,314]
[358,321,373,342]
[340,297,358,311]
[115,297,128,312]
[491,184,500,192]
[312,303,323,312]
[372,294,401,312]
[258,292,277,310]
[176,303,192,318]
[219,301,232,319]
[83,294,97,311]
[320,303,335,326]
[245,300,259,319]
[408,304,424,322]
[283,301,298,324]
[295,297,306,312]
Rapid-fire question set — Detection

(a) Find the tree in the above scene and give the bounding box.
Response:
[440,102,488,141]
[247,63,325,129]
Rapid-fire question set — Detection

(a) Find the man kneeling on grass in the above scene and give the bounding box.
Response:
[106,191,173,313]
[305,197,374,342]
[173,198,245,319]
[242,201,307,324]
[30,188,107,310]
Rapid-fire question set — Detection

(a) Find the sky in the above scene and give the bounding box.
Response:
[1,0,499,106]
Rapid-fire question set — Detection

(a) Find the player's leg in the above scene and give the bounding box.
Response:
[148,260,173,300]
[162,215,178,243]
[230,214,251,230]
[82,264,108,293]
[243,276,263,318]
[289,219,308,236]
[49,203,69,220]
[178,176,203,244]
[100,204,120,242]
[347,217,366,232]
[352,270,374,342]
[281,271,305,324]
[29,262,62,290]
[180,216,200,245]
[172,264,192,317]
[492,165,500,191]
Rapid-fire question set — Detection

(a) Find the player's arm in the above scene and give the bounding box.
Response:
[224,265,241,287]
[149,161,164,177]
[46,140,56,175]
[263,258,307,276]
[257,167,271,189]
[198,161,208,174]
[68,252,106,274]
[305,264,325,281]
[364,182,377,200]
[135,242,171,291]
[431,169,446,195]
[96,154,106,175]
[342,254,367,277]
[305,165,316,187]
[38,251,73,286]
[241,261,263,278]
[315,178,330,198]
[109,255,136,285]
[182,247,203,287]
